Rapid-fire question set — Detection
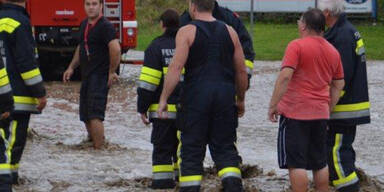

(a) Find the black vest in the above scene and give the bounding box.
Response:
[184,20,235,84]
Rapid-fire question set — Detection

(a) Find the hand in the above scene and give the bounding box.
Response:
[140,113,150,125]
[0,112,10,120]
[268,105,279,123]
[37,96,47,112]
[63,68,74,83]
[108,72,119,87]
[157,100,168,119]
[236,100,245,117]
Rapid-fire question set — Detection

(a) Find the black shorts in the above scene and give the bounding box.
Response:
[278,115,327,170]
[79,73,109,122]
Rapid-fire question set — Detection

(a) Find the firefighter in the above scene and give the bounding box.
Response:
[180,0,255,81]
[137,9,181,189]
[0,57,13,191]
[0,0,47,185]
[63,0,121,149]
[158,0,248,191]
[319,0,371,191]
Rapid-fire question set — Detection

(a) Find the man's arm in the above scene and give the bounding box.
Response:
[227,26,247,99]
[63,45,80,82]
[330,79,345,111]
[268,68,294,122]
[108,39,121,74]
[158,26,195,118]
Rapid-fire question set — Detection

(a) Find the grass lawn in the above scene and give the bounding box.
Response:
[136,22,384,61]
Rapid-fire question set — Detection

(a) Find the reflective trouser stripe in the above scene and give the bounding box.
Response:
[148,104,177,119]
[176,131,182,178]
[153,172,174,180]
[333,134,345,178]
[331,134,359,189]
[331,109,370,119]
[333,102,370,112]
[137,80,157,91]
[14,104,38,113]
[0,164,11,175]
[153,165,174,173]
[0,84,11,94]
[179,175,202,187]
[218,167,242,179]
[0,68,6,77]
[333,172,359,189]
[6,121,17,164]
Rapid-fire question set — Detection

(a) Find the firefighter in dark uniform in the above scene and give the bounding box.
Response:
[137,9,181,189]
[158,0,248,191]
[180,0,255,80]
[0,0,47,185]
[0,57,13,191]
[320,1,370,191]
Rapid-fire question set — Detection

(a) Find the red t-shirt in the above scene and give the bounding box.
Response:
[278,36,344,120]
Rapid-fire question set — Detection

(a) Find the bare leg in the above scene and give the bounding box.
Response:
[313,166,329,192]
[89,119,105,149]
[289,168,308,192]
[85,122,92,141]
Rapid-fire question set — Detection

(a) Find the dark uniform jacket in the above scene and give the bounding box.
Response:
[325,13,370,126]
[137,28,181,120]
[0,4,46,114]
[0,58,13,114]
[180,1,255,76]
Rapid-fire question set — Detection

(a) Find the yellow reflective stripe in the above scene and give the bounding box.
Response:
[148,104,177,112]
[0,68,7,78]
[153,165,174,173]
[333,134,344,179]
[173,163,179,170]
[163,67,186,75]
[0,18,21,34]
[13,96,39,105]
[0,164,11,170]
[21,68,41,80]
[0,75,9,86]
[245,60,254,69]
[356,39,364,50]
[139,73,161,85]
[179,175,203,182]
[333,172,358,187]
[6,121,17,164]
[141,66,162,78]
[333,102,370,112]
[10,163,19,171]
[340,90,345,98]
[218,167,241,177]
[177,130,182,177]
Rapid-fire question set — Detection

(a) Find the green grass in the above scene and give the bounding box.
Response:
[137,22,384,60]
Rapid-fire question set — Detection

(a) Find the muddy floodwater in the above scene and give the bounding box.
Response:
[14,61,384,191]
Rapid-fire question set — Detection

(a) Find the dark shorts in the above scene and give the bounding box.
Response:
[79,73,109,122]
[278,115,327,170]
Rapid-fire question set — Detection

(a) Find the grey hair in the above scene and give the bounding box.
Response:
[318,0,345,16]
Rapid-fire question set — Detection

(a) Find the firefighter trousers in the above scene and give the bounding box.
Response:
[327,125,359,192]
[0,119,12,191]
[178,82,243,192]
[150,119,179,189]
[2,113,30,185]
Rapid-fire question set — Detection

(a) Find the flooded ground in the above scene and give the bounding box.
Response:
[13,60,384,191]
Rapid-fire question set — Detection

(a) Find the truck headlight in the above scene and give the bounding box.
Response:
[127,28,134,36]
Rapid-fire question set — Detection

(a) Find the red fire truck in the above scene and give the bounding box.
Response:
[26,0,137,80]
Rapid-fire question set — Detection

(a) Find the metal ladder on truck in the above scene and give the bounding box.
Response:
[103,0,123,44]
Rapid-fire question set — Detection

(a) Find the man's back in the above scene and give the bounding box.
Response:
[279,36,344,120]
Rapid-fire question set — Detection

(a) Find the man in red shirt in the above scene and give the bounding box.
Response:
[268,9,345,192]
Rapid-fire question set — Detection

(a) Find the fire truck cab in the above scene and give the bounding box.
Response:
[26,0,137,80]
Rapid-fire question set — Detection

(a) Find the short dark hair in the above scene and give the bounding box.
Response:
[191,0,215,12]
[160,9,180,29]
[302,8,326,33]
